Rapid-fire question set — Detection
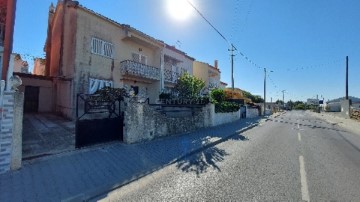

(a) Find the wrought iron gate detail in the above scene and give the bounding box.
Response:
[75,93,124,148]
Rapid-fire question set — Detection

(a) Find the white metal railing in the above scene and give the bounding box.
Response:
[120,60,160,80]
[164,69,180,83]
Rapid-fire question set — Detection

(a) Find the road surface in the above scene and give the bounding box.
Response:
[92,111,360,201]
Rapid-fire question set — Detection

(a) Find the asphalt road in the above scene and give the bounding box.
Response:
[92,111,360,201]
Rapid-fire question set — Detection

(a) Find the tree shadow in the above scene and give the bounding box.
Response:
[176,133,248,177]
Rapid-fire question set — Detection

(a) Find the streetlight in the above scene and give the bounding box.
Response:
[264,68,273,115]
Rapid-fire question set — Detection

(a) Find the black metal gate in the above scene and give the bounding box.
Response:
[24,86,39,113]
[75,93,124,148]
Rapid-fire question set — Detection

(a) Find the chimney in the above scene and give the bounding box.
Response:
[214,60,218,69]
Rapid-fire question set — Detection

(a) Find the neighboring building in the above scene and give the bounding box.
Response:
[219,81,227,89]
[0,0,17,80]
[324,102,341,112]
[193,60,221,94]
[162,43,194,93]
[45,1,195,119]
[13,54,29,73]
[352,102,360,109]
[32,58,46,75]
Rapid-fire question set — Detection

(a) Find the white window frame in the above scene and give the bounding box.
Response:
[91,37,114,58]
[132,52,147,65]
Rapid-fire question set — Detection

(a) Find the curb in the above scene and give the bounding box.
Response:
[64,121,260,202]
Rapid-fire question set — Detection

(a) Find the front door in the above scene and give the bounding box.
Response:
[24,86,39,113]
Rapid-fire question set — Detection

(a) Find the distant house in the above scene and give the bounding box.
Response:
[32,58,46,75]
[193,60,222,93]
[13,54,29,73]
[219,81,227,89]
[41,1,195,119]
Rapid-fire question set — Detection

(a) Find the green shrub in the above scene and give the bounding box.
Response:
[215,101,240,113]
[159,92,172,99]
[210,88,226,104]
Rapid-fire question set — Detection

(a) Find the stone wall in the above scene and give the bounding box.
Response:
[0,85,24,174]
[246,107,259,118]
[123,102,242,144]
[351,108,360,121]
[212,109,240,126]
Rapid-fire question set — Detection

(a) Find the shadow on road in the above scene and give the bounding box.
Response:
[176,134,248,177]
[269,119,347,133]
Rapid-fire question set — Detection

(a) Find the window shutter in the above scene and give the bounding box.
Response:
[140,55,147,64]
[91,37,113,58]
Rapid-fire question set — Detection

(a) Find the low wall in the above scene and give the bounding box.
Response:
[351,108,360,121]
[123,102,241,144]
[212,110,240,126]
[124,102,211,143]
[0,87,24,174]
[246,107,259,118]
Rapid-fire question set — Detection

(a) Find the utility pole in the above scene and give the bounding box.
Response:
[264,68,266,116]
[263,68,273,115]
[282,90,285,109]
[229,44,235,97]
[346,56,349,100]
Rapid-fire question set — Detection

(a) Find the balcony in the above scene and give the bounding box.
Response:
[120,60,160,81]
[164,69,180,83]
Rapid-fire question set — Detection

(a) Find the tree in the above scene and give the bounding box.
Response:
[242,90,264,103]
[276,99,284,105]
[210,88,226,104]
[173,72,205,98]
[287,100,294,109]
[253,95,264,103]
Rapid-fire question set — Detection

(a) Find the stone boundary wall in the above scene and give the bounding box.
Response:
[351,108,360,121]
[246,107,259,118]
[124,103,211,143]
[123,103,243,144]
[0,89,24,174]
[212,110,240,126]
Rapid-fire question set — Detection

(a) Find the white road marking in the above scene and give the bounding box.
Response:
[299,155,310,202]
[298,133,302,142]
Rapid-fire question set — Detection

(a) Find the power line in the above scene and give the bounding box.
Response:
[186,0,230,46]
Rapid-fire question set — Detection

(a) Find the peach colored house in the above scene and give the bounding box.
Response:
[193,60,225,94]
[45,1,194,119]
[32,58,46,76]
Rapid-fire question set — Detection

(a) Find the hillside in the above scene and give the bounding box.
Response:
[328,96,360,103]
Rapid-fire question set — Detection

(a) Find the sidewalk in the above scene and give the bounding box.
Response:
[0,117,264,202]
[308,111,360,136]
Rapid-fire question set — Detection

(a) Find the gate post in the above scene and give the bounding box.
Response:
[0,81,24,173]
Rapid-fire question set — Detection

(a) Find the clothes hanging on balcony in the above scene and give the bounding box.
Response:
[89,78,113,94]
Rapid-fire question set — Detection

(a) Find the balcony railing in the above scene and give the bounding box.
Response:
[164,69,180,83]
[0,23,5,46]
[120,60,160,80]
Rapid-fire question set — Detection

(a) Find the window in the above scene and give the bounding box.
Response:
[132,52,147,65]
[91,37,113,58]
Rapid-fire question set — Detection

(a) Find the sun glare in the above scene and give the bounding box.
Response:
[167,0,193,21]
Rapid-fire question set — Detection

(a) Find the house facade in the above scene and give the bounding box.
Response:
[32,58,46,75]
[45,1,194,119]
[193,60,225,94]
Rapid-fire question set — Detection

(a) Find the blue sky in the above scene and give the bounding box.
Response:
[13,0,360,102]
